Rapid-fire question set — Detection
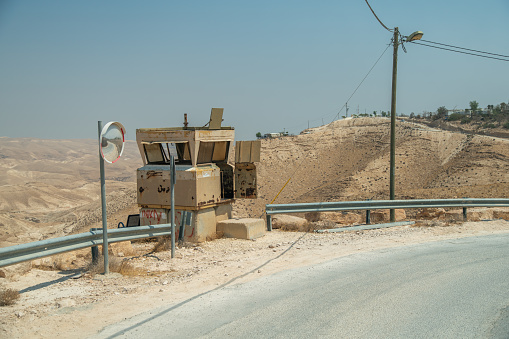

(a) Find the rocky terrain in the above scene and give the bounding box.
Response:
[235,117,509,217]
[1,117,509,246]
[0,138,142,247]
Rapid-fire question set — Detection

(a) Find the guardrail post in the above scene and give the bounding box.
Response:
[463,207,468,221]
[90,228,99,264]
[365,199,371,225]
[178,211,186,244]
[267,214,272,231]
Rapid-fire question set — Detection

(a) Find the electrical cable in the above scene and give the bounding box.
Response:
[419,39,509,59]
[364,0,392,32]
[265,43,391,209]
[410,41,509,62]
[331,43,391,123]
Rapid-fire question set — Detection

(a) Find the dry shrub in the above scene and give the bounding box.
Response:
[0,288,20,306]
[272,214,311,231]
[109,257,141,276]
[309,220,337,231]
[152,236,171,253]
[280,220,313,232]
[206,231,224,241]
[414,220,446,227]
[86,255,144,276]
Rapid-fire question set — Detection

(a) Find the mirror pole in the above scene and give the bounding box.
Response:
[98,121,109,274]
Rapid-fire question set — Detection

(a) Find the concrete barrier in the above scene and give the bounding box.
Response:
[216,218,265,240]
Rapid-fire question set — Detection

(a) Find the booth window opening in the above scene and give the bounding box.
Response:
[144,142,191,165]
[197,141,230,165]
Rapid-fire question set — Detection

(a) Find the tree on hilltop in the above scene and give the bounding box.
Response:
[434,106,448,120]
[469,101,479,118]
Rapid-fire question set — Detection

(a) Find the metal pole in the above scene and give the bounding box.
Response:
[98,121,109,274]
[390,27,399,222]
[170,155,175,258]
[267,214,272,231]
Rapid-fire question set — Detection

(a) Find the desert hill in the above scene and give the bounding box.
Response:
[0,137,142,246]
[233,117,509,217]
[1,117,509,246]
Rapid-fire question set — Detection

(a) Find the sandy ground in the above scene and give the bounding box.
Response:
[1,219,509,338]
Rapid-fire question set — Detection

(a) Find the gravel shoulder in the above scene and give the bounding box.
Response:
[2,220,509,338]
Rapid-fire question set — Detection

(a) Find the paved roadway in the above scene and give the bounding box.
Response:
[93,234,509,339]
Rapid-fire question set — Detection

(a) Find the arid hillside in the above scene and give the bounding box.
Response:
[234,117,509,217]
[0,137,142,247]
[1,117,509,246]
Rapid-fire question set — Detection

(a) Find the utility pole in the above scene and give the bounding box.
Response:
[390,27,399,222]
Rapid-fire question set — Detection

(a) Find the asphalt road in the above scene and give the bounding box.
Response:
[93,234,509,339]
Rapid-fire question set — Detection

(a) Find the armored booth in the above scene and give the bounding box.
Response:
[135,108,260,242]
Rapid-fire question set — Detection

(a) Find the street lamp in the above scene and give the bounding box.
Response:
[389,28,423,222]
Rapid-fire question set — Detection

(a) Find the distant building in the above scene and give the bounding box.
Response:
[263,132,289,139]
[447,107,491,116]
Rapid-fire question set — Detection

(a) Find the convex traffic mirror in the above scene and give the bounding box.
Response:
[100,121,126,163]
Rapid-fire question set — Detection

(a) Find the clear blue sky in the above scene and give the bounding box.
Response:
[1,0,508,141]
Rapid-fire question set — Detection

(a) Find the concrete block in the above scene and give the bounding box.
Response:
[188,207,217,243]
[217,218,265,240]
[215,204,233,223]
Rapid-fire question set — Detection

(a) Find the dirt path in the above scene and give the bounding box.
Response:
[2,220,509,338]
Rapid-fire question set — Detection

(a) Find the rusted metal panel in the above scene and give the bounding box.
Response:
[140,208,168,225]
[209,108,223,130]
[136,128,234,167]
[235,140,261,163]
[137,167,172,206]
[137,164,223,209]
[250,140,261,162]
[235,163,257,199]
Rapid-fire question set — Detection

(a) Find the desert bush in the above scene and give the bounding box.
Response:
[0,288,20,306]
[461,117,472,124]
[272,214,310,231]
[482,123,497,129]
[447,113,462,122]
[152,236,171,253]
[206,231,224,241]
[280,220,313,232]
[87,255,142,276]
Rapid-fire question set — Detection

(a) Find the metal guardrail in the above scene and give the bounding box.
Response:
[265,198,509,231]
[0,224,172,268]
[3,198,509,267]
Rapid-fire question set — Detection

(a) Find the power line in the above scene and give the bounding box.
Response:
[331,43,391,123]
[266,44,391,205]
[410,41,509,62]
[420,39,509,59]
[364,0,392,32]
